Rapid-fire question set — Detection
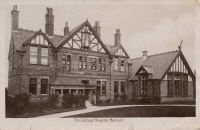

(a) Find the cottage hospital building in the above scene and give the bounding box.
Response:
[8,6,196,103]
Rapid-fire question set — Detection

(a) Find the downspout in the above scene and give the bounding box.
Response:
[127,62,133,99]
[109,59,113,102]
[19,51,25,94]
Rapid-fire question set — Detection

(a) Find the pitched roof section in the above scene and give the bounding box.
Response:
[110,44,130,58]
[129,50,179,80]
[50,77,85,86]
[12,28,36,51]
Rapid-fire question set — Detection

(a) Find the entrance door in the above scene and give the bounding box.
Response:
[85,89,90,100]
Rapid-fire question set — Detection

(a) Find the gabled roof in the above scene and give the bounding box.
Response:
[129,50,180,80]
[55,20,113,59]
[12,28,36,51]
[12,28,63,51]
[136,65,153,75]
[110,44,130,58]
[50,77,85,86]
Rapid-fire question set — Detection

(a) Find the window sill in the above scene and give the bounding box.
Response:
[29,64,49,66]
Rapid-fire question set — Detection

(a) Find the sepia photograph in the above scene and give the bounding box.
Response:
[0,0,199,129]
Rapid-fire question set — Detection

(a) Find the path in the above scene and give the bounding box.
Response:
[34,101,195,118]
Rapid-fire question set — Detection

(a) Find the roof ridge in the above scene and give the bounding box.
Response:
[147,50,179,57]
[16,28,37,33]
[131,57,142,60]
[130,50,179,60]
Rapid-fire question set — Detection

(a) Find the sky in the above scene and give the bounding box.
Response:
[2,1,197,87]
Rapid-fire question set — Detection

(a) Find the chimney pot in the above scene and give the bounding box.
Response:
[114,29,121,46]
[45,7,54,36]
[142,50,148,61]
[93,21,101,38]
[11,5,19,30]
[64,21,69,36]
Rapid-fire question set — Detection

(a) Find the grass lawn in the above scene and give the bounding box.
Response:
[65,106,195,117]
[7,107,86,118]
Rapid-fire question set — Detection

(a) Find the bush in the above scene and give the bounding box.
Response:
[6,93,30,115]
[62,94,86,108]
[62,94,75,108]
[78,94,86,107]
[114,93,120,101]
[49,94,59,108]
[120,94,127,101]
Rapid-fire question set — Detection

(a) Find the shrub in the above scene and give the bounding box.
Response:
[78,94,86,107]
[6,93,30,115]
[120,94,127,101]
[114,93,120,101]
[49,94,59,108]
[62,94,75,108]
[62,94,86,108]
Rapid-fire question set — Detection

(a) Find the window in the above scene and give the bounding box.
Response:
[78,89,84,94]
[174,75,181,96]
[63,89,69,94]
[99,58,106,71]
[82,32,91,48]
[99,58,102,70]
[30,46,37,64]
[66,55,71,71]
[102,81,106,95]
[114,57,118,71]
[121,58,125,71]
[141,76,147,96]
[91,58,97,70]
[41,79,48,94]
[55,89,61,94]
[29,78,37,94]
[102,59,106,71]
[183,75,188,96]
[79,56,83,69]
[30,46,48,65]
[89,57,93,70]
[114,81,118,94]
[79,56,87,69]
[62,54,66,71]
[82,80,89,85]
[83,57,87,69]
[71,89,77,94]
[41,48,48,65]
[96,80,107,95]
[167,74,173,96]
[121,82,125,94]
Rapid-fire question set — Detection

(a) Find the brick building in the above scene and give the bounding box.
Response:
[8,6,130,102]
[8,6,195,103]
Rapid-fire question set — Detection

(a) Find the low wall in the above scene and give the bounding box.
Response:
[161,96,194,103]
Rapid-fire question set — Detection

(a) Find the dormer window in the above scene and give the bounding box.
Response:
[82,32,91,49]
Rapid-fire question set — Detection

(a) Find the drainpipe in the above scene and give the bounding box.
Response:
[127,62,133,100]
[109,59,113,102]
[18,50,25,94]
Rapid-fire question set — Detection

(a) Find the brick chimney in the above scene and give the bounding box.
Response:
[11,5,19,30]
[45,7,54,36]
[142,50,148,61]
[93,21,101,38]
[64,21,69,36]
[115,29,121,46]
